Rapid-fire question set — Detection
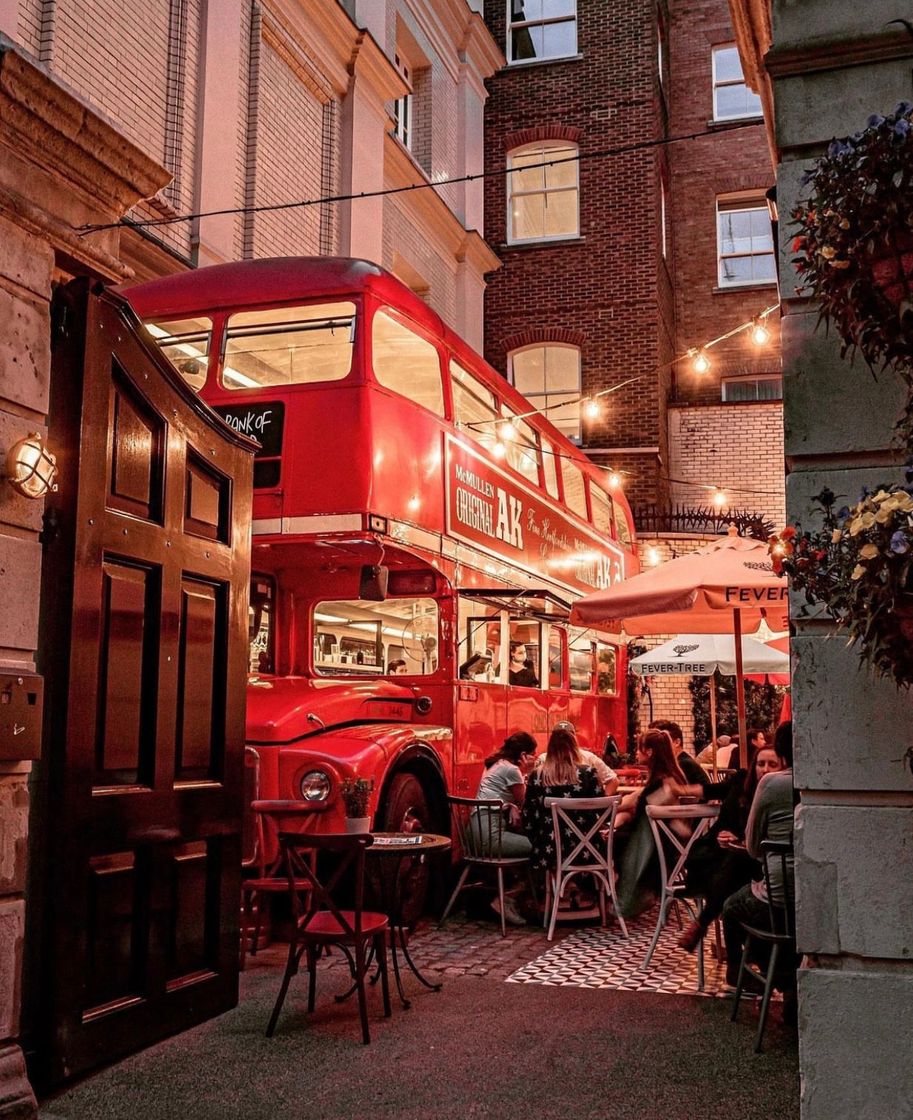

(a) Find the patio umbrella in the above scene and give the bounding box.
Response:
[628,633,790,774]
[570,528,789,767]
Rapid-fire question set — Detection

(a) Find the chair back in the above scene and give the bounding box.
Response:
[242,747,261,870]
[760,839,795,939]
[251,799,321,877]
[447,795,512,861]
[646,803,720,894]
[279,832,374,939]
[545,796,622,875]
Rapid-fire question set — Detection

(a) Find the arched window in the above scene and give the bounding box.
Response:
[509,345,581,442]
[506,142,579,244]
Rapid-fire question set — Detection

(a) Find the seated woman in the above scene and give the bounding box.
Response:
[473,731,537,858]
[677,739,787,953]
[522,725,602,879]
[614,728,700,917]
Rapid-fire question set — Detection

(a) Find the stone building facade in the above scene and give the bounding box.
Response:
[0,2,501,1112]
[731,2,913,1114]
[481,0,783,528]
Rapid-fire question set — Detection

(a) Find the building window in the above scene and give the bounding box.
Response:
[712,45,762,121]
[507,0,577,64]
[507,142,579,243]
[393,52,412,149]
[509,345,581,442]
[717,198,776,287]
[721,376,783,402]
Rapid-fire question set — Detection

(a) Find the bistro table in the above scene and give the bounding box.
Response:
[364,831,451,1009]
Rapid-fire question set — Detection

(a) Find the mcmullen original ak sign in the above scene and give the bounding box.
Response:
[444,435,626,596]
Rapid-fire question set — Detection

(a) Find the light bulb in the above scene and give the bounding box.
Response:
[492,441,506,459]
[647,547,661,566]
[607,471,622,490]
[497,420,516,442]
[582,398,602,421]
[750,319,771,346]
[692,348,711,375]
[712,488,727,509]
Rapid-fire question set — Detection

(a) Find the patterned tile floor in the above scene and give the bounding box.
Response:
[254,902,767,1002]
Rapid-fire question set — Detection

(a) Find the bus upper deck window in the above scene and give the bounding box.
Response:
[562,462,588,521]
[500,407,541,486]
[541,439,559,499]
[372,309,445,417]
[145,316,212,391]
[222,301,356,390]
[590,484,614,538]
[451,361,500,452]
[614,505,633,548]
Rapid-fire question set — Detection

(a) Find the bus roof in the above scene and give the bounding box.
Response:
[123,257,444,336]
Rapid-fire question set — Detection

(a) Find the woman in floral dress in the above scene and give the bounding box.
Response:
[522,725,602,876]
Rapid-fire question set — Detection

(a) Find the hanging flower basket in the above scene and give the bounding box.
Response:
[791,102,913,391]
[770,481,913,686]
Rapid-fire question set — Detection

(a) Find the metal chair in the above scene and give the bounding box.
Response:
[439,795,533,937]
[266,832,391,1045]
[642,803,720,990]
[240,798,318,968]
[543,795,628,941]
[731,839,797,1052]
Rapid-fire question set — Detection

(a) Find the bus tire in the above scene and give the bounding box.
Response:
[379,772,434,925]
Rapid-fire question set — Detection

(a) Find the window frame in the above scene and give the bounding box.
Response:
[506,0,578,66]
[508,343,582,443]
[393,52,412,149]
[371,306,445,418]
[716,197,776,289]
[506,141,580,245]
[711,44,763,122]
[721,375,783,403]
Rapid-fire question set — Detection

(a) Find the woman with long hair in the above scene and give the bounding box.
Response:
[522,725,602,876]
[677,741,787,952]
[613,728,701,917]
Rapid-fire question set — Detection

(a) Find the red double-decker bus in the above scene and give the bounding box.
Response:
[125,258,638,839]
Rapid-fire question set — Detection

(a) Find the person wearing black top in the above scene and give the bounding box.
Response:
[508,641,538,687]
[677,741,787,953]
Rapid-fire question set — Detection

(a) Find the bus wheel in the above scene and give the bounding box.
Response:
[380,773,432,924]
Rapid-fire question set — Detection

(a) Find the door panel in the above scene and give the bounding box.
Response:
[31,280,255,1086]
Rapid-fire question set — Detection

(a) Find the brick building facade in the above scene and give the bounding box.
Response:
[482,0,783,529]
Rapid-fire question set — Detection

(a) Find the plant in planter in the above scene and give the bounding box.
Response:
[340,777,374,831]
[791,101,913,431]
[769,480,913,686]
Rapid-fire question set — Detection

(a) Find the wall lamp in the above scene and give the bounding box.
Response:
[5,432,59,499]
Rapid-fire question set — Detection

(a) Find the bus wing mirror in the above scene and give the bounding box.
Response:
[359,564,389,601]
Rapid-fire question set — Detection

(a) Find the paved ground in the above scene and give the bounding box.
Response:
[41,905,798,1120]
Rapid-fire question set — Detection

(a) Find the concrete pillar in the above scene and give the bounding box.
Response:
[767,7,913,1114]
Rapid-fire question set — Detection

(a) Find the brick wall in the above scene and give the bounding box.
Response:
[667,0,780,408]
[15,0,202,261]
[381,195,458,325]
[482,0,668,506]
[668,400,785,526]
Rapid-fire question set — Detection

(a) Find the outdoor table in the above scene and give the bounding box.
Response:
[365,831,452,1009]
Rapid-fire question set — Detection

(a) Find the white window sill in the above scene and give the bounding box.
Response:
[503,236,586,250]
[712,281,778,294]
[708,114,764,128]
[506,53,583,69]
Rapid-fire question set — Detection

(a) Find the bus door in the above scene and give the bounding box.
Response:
[543,622,571,734]
[454,600,507,793]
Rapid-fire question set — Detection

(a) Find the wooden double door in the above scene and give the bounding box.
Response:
[29,280,255,1085]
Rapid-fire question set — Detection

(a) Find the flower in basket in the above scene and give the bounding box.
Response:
[791,102,913,387]
[340,776,374,819]
[770,482,913,686]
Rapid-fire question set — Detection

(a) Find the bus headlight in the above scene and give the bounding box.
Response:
[299,770,332,802]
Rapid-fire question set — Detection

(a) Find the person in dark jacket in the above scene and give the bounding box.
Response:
[678,740,787,952]
[649,719,710,790]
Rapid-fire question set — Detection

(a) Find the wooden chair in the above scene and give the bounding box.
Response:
[642,803,720,990]
[266,832,391,1045]
[731,839,797,1052]
[240,798,318,969]
[439,796,533,938]
[543,795,628,941]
